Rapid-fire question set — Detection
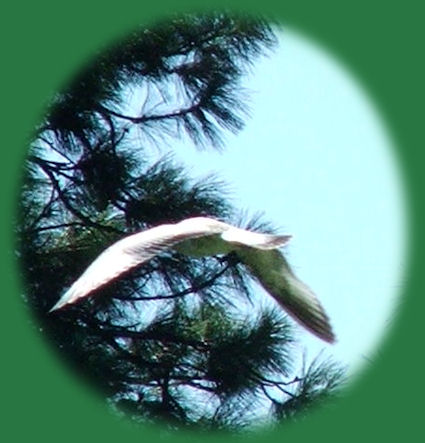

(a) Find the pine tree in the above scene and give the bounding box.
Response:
[18,13,344,431]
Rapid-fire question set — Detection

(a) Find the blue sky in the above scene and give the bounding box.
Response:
[153,28,407,374]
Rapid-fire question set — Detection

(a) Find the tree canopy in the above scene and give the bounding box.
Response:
[17,12,344,431]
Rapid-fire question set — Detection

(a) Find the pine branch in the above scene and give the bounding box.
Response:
[22,222,87,234]
[33,156,121,234]
[112,260,233,301]
[96,102,201,125]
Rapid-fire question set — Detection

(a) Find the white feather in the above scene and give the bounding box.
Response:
[50,216,335,343]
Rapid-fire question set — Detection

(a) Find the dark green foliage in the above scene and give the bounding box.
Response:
[270,355,346,422]
[17,12,344,431]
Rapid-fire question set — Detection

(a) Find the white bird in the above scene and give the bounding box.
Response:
[50,216,335,343]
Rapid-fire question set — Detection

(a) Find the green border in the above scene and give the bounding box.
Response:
[2,1,424,442]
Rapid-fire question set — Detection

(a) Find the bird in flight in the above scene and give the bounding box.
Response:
[50,216,335,343]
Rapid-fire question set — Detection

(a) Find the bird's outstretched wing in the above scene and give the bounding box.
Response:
[237,247,335,343]
[50,217,292,311]
[50,217,230,312]
[50,220,222,311]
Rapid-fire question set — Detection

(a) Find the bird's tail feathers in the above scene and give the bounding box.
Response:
[222,228,292,250]
[256,234,292,250]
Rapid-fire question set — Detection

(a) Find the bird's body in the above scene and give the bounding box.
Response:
[50,216,335,343]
